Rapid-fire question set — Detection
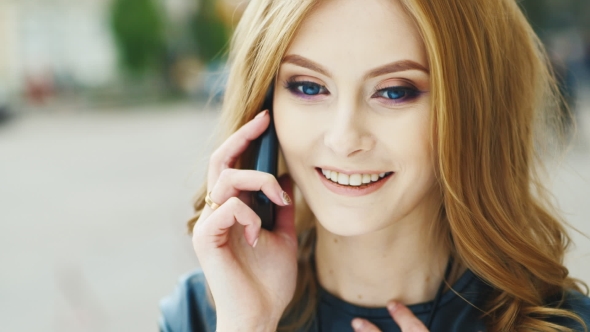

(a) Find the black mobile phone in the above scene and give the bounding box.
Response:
[250,87,279,230]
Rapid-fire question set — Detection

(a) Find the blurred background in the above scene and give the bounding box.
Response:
[0,0,589,330]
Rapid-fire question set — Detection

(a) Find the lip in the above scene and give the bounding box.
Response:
[316,166,391,176]
[315,168,393,197]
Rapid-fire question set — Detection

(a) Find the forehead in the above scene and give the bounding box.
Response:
[285,0,427,73]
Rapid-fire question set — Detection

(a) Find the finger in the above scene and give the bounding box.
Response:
[388,302,429,332]
[208,169,290,211]
[274,174,295,241]
[208,110,270,184]
[351,318,381,332]
[193,197,261,249]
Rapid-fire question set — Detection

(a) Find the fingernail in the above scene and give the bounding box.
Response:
[281,191,292,205]
[387,301,399,313]
[351,318,364,330]
[254,110,268,119]
[252,237,259,248]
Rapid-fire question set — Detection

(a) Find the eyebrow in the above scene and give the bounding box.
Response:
[281,54,429,79]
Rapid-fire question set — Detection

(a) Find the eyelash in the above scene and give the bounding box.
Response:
[283,79,421,104]
[284,80,328,99]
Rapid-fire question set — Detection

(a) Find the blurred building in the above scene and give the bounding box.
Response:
[0,0,242,106]
[0,0,120,104]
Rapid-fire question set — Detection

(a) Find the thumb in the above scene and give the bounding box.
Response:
[274,174,296,241]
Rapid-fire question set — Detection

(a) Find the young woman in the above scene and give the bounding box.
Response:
[160,0,590,331]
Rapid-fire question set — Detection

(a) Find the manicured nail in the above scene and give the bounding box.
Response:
[387,301,399,313]
[351,318,364,330]
[252,238,259,248]
[254,110,268,119]
[281,191,292,205]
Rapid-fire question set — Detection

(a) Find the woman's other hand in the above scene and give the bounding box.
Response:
[352,302,429,332]
[192,110,298,332]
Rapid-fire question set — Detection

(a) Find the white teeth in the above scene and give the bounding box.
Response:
[321,169,391,187]
[349,174,362,186]
[337,173,349,185]
[330,171,338,182]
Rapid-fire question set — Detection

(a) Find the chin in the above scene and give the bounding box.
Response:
[314,209,385,237]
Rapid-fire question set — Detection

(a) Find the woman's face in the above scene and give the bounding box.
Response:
[274,0,438,236]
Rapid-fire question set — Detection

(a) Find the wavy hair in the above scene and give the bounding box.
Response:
[187,0,588,330]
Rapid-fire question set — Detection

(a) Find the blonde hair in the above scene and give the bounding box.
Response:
[187,0,588,331]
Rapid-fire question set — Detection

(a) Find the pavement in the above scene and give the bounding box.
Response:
[0,99,589,331]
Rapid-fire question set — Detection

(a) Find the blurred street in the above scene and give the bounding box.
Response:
[0,103,218,332]
[1,97,590,331]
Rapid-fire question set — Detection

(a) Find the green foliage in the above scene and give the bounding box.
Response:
[191,0,230,64]
[110,0,166,75]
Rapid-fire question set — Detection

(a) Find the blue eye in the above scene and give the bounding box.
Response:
[374,86,420,103]
[301,82,321,95]
[378,87,414,99]
[285,80,327,96]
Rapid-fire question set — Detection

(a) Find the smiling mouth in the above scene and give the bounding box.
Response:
[315,168,394,188]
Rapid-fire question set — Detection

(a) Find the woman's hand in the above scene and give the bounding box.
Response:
[352,302,429,332]
[192,110,298,332]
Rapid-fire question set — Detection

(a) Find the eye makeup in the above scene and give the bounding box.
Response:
[283,78,328,99]
[282,76,426,106]
[371,85,423,105]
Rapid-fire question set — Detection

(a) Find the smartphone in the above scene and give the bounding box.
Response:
[250,86,279,230]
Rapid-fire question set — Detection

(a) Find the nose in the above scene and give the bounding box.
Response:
[323,104,375,158]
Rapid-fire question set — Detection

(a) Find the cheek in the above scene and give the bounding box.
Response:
[274,100,314,169]
[405,125,433,166]
[398,114,437,192]
[377,110,433,164]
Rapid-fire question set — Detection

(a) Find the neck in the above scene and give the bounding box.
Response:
[314,213,451,307]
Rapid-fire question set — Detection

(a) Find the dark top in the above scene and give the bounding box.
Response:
[159,269,590,332]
